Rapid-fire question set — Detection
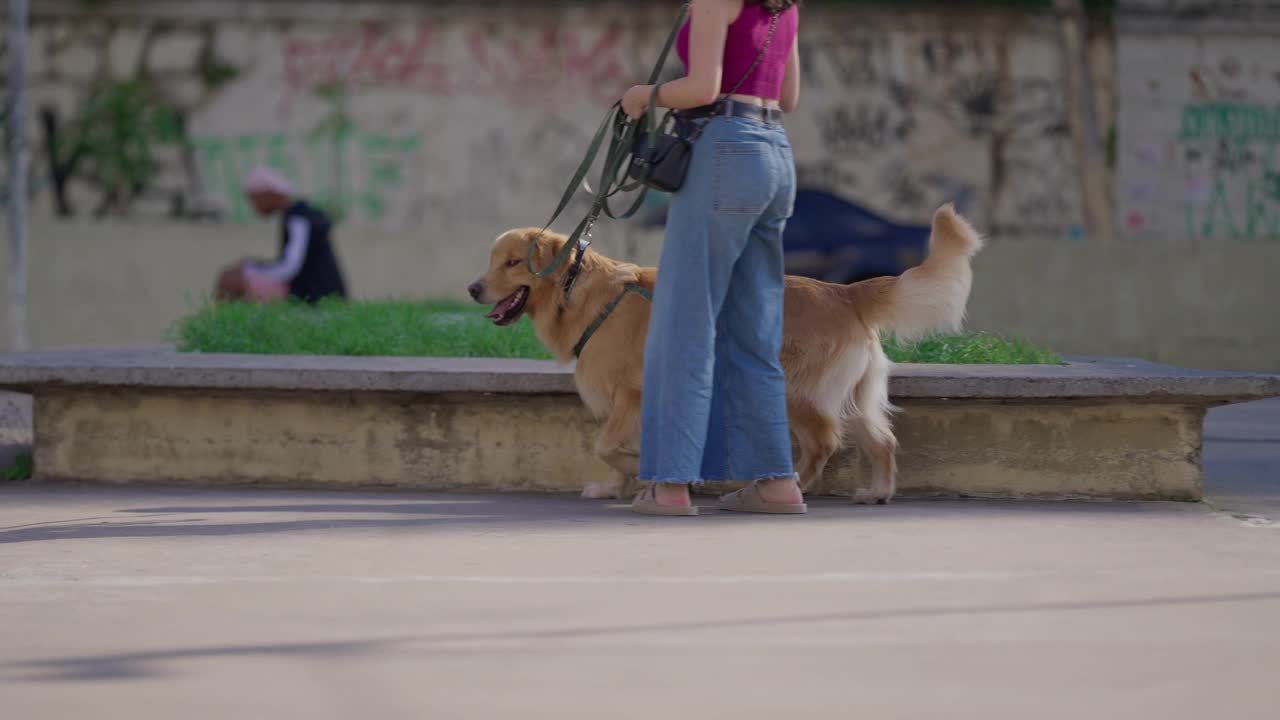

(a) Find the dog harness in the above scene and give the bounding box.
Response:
[572,283,654,358]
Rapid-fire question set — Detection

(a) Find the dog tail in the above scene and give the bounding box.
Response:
[853,204,984,341]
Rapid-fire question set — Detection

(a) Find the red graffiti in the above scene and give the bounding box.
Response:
[282,22,631,109]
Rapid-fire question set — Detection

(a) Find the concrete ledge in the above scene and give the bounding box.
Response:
[2,351,1278,500]
[0,351,1275,402]
[0,351,576,395]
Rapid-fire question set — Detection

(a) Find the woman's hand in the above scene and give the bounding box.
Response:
[622,84,655,119]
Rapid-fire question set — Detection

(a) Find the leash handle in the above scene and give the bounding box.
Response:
[643,3,690,145]
[527,3,691,278]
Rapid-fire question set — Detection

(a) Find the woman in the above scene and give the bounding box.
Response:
[620,0,803,516]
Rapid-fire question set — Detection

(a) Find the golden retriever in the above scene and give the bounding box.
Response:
[469,205,983,502]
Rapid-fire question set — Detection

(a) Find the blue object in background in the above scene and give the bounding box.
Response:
[781,189,931,284]
[641,188,933,285]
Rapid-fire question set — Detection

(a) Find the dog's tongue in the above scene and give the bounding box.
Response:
[486,293,516,320]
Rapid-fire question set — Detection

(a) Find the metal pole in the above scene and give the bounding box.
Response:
[7,0,30,350]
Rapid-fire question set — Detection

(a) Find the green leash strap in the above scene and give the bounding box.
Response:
[524,107,618,277]
[573,283,655,358]
[526,2,690,278]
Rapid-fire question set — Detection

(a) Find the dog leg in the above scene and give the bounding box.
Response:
[789,400,842,494]
[585,391,642,499]
[846,347,899,505]
[848,412,898,505]
[582,469,629,500]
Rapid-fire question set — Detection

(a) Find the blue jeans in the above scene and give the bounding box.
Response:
[638,116,797,485]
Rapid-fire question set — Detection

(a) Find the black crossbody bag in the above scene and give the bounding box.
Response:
[627,7,781,193]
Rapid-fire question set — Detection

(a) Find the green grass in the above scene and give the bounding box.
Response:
[173,299,1061,365]
[1,452,32,482]
[884,332,1062,365]
[173,299,552,359]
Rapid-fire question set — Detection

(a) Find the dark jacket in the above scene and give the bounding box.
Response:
[277,201,347,303]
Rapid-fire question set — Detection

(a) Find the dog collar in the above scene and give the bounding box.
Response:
[561,237,591,300]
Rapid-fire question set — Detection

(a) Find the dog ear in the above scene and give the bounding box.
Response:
[527,230,567,272]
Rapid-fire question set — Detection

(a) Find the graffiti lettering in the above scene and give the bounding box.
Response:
[1190,174,1280,240]
[193,130,421,224]
[284,25,445,100]
[1181,103,1280,142]
[795,24,1076,236]
[282,23,629,109]
[1177,102,1280,240]
[817,103,915,150]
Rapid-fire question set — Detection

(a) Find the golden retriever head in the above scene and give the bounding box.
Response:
[468,228,570,326]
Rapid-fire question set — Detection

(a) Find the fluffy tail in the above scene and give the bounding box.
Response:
[863,204,985,340]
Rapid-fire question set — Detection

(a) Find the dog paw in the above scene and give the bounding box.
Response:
[853,488,892,505]
[581,481,623,500]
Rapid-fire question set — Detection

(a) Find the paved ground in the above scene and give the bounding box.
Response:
[1,401,1277,719]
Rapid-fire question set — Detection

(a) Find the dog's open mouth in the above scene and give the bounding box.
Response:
[486,286,530,326]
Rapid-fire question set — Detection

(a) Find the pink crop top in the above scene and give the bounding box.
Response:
[676,4,798,101]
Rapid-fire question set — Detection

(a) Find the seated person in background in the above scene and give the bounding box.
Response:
[215,166,348,304]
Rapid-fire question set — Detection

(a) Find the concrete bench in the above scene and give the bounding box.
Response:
[1,349,1277,499]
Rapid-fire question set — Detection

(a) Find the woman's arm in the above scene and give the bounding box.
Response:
[622,0,730,118]
[780,40,801,114]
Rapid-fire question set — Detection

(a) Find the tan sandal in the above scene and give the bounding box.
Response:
[718,482,807,514]
[631,483,699,517]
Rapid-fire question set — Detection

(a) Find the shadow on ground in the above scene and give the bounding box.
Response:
[7,589,1280,683]
[0,486,1189,545]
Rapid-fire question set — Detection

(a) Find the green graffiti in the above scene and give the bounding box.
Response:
[1180,104,1280,240]
[192,130,419,224]
[1189,175,1280,241]
[1180,104,1280,142]
[192,133,293,222]
[1266,171,1280,203]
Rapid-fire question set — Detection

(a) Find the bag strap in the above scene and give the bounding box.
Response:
[640,9,780,181]
[725,10,782,98]
[527,3,690,281]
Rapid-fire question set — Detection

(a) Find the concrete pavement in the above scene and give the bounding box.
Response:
[1,399,1277,719]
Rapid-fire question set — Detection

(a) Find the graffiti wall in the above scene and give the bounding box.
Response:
[1119,0,1280,15]
[9,8,642,232]
[789,10,1111,239]
[3,2,1100,241]
[1117,30,1280,240]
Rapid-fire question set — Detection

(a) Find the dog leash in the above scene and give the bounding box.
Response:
[525,3,690,297]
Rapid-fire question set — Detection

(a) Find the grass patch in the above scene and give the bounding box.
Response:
[173,299,551,359]
[174,299,1061,365]
[885,333,1062,365]
[1,452,32,482]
